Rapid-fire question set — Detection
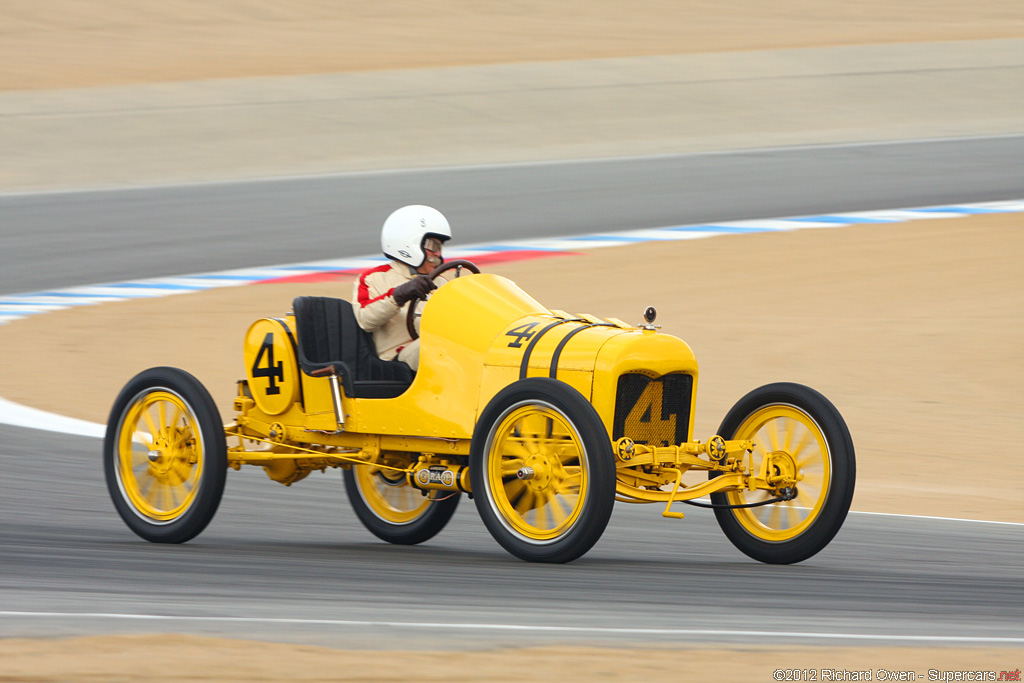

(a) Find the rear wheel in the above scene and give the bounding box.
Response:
[344,460,460,545]
[103,367,227,543]
[470,378,615,563]
[711,383,855,564]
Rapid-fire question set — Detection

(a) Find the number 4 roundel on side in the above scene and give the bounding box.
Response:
[243,318,300,416]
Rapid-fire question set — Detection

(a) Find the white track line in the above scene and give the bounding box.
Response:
[0,611,1020,643]
[0,396,106,438]
[848,510,1024,526]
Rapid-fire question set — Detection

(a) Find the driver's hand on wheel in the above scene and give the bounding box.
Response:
[392,274,436,306]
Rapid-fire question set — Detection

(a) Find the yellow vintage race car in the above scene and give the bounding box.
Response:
[103,260,855,564]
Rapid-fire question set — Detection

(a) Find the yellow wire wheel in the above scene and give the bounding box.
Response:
[471,378,615,563]
[116,390,203,522]
[104,367,227,543]
[710,382,855,564]
[726,405,831,540]
[485,404,588,542]
[343,457,460,546]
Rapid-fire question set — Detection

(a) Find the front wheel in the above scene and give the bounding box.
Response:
[103,367,227,543]
[470,378,616,563]
[344,462,460,545]
[711,382,855,564]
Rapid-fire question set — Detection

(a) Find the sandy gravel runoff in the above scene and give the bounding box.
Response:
[4,0,1023,90]
[2,0,1023,679]
[0,637,1020,682]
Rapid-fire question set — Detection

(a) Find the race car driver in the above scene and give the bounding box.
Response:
[352,205,453,371]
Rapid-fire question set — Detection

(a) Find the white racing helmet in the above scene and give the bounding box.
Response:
[381,205,452,268]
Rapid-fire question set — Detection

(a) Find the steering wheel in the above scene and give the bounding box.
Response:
[406,259,481,340]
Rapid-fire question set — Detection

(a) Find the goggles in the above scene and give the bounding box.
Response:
[423,237,444,253]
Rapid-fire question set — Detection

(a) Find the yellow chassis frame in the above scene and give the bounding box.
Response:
[223,420,784,520]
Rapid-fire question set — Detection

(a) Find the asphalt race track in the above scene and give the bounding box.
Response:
[1,423,1021,648]
[1,138,1023,648]
[3,135,1024,294]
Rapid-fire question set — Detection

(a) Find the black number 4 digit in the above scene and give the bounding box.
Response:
[251,332,284,395]
[505,322,539,348]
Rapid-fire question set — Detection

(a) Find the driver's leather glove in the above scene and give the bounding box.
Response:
[392,274,435,306]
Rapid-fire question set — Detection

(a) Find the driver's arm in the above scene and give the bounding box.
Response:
[352,266,401,333]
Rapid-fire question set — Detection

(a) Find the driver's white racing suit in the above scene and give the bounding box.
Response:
[351,259,451,371]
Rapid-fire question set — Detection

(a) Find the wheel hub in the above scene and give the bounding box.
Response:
[146,429,195,481]
[522,453,553,492]
[147,435,174,474]
[765,450,800,487]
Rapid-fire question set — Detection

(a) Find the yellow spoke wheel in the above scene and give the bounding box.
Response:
[726,406,830,541]
[344,458,460,546]
[116,390,202,522]
[484,405,587,542]
[710,383,855,564]
[104,367,227,543]
[471,378,615,564]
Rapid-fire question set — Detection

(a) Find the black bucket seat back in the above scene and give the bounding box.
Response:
[292,296,413,399]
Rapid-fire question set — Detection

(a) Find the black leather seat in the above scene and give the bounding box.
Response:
[292,296,413,399]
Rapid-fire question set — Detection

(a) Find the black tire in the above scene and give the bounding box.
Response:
[344,467,460,545]
[710,382,855,564]
[470,378,616,563]
[103,367,227,543]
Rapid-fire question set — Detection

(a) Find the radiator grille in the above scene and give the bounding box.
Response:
[612,373,692,447]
